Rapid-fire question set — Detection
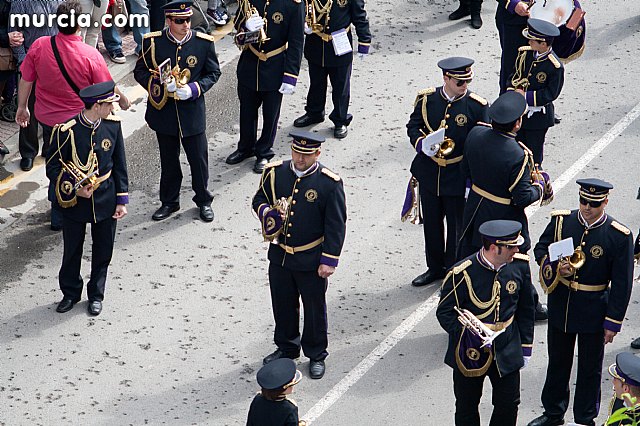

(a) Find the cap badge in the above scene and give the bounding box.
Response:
[180,3,186,9]
[299,140,307,145]
[589,187,596,193]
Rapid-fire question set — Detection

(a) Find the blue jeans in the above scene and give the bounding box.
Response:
[102,0,150,54]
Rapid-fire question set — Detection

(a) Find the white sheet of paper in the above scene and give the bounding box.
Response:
[548,237,574,261]
[331,29,353,56]
[421,128,446,157]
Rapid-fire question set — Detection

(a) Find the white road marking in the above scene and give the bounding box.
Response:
[303,100,640,424]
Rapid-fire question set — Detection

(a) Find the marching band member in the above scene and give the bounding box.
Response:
[508,18,565,166]
[404,57,488,287]
[605,352,640,426]
[437,220,535,426]
[528,179,633,426]
[252,131,346,380]
[292,0,371,139]
[226,0,304,173]
[45,81,128,316]
[134,0,221,222]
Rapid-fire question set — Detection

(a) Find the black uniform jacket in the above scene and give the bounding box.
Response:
[303,0,371,67]
[507,46,565,130]
[246,393,299,426]
[134,29,221,137]
[406,87,489,197]
[46,114,129,224]
[252,160,347,272]
[436,252,535,377]
[533,209,633,334]
[235,0,305,91]
[495,0,529,26]
[460,125,542,251]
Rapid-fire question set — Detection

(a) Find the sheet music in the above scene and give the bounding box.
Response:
[548,237,574,262]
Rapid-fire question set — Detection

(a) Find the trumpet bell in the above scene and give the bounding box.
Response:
[569,248,586,270]
[437,137,455,158]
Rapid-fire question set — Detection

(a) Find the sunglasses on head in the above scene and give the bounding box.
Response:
[454,78,471,87]
[579,197,603,208]
[172,17,191,24]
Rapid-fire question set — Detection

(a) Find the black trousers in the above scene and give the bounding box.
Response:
[60,216,117,302]
[237,84,283,160]
[268,262,328,361]
[156,132,213,207]
[305,61,352,127]
[19,81,44,160]
[516,128,547,166]
[419,187,464,272]
[495,16,528,94]
[541,325,604,425]
[453,363,520,426]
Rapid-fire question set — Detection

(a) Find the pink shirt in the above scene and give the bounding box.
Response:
[20,33,113,127]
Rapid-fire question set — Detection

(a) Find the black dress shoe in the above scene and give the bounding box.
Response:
[0,141,9,155]
[535,302,549,321]
[152,204,180,221]
[293,113,324,128]
[88,301,102,316]
[56,298,78,313]
[334,125,348,139]
[411,269,446,287]
[199,205,214,222]
[253,158,268,174]
[20,157,33,171]
[631,336,640,349]
[470,13,483,29]
[263,349,300,365]
[527,414,564,426]
[309,360,325,379]
[554,114,562,124]
[225,149,253,165]
[448,6,470,20]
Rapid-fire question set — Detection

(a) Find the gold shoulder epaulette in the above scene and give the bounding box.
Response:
[469,92,488,106]
[518,46,533,52]
[60,119,76,132]
[611,221,631,235]
[513,253,530,262]
[548,54,561,69]
[143,31,162,39]
[321,168,341,181]
[453,259,472,274]
[265,160,283,169]
[196,32,216,42]
[417,87,436,97]
[550,209,571,216]
[104,114,121,122]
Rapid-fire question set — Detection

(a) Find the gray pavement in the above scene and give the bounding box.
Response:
[1,0,640,425]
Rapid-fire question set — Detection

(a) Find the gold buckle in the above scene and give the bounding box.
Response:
[284,245,294,254]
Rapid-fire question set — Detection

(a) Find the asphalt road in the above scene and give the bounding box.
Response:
[1,1,640,425]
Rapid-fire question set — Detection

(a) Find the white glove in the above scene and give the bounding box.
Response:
[278,83,295,95]
[304,23,313,35]
[176,84,192,100]
[245,14,265,32]
[357,53,366,60]
[522,356,531,369]
[166,77,177,93]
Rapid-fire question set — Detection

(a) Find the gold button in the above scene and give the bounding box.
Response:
[287,234,291,237]
[289,223,293,227]
[292,200,297,205]
[296,178,301,183]
[178,46,182,50]
[445,125,449,129]
[445,114,450,118]
[533,64,537,67]
[581,242,586,246]
[584,231,588,235]
[447,104,452,108]
[290,211,295,216]
[294,189,299,193]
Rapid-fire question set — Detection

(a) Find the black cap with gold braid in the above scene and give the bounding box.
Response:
[437,57,474,81]
[162,0,194,17]
[576,178,613,202]
[289,130,325,154]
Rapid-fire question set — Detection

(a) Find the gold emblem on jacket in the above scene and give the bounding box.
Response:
[506,280,517,294]
[101,138,112,151]
[272,12,284,24]
[536,72,547,83]
[466,348,480,361]
[455,114,467,127]
[590,245,603,258]
[305,189,318,202]
[186,55,198,67]
[543,264,553,280]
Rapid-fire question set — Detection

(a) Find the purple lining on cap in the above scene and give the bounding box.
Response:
[282,75,297,86]
[617,366,640,387]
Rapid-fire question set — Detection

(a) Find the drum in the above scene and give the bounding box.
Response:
[530,0,586,63]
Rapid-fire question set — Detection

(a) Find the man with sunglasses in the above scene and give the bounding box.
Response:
[134,0,221,222]
[405,57,489,287]
[528,178,633,426]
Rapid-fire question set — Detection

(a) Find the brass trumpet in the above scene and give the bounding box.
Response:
[171,65,191,88]
[305,0,323,32]
[435,137,455,158]
[60,153,100,190]
[563,247,586,274]
[455,307,505,348]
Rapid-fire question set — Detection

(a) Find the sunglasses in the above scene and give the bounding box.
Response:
[454,78,471,87]
[172,17,191,24]
[579,197,603,208]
